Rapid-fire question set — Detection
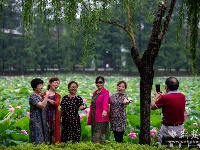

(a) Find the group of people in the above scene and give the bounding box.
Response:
[87,76,131,144]
[29,77,61,144]
[29,75,186,145]
[29,76,131,145]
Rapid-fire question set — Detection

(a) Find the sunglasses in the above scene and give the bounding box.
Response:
[95,81,104,84]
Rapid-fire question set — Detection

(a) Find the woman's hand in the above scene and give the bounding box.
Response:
[79,104,87,110]
[123,98,130,104]
[48,99,53,104]
[45,90,50,96]
[102,110,107,117]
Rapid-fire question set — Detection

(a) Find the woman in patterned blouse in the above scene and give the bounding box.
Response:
[60,81,87,143]
[29,78,50,144]
[109,81,131,143]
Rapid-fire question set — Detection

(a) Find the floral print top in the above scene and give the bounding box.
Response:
[109,93,128,132]
[29,93,48,144]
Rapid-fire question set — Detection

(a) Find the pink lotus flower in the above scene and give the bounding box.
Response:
[9,105,14,113]
[193,123,198,127]
[128,130,137,139]
[84,108,90,114]
[150,128,158,137]
[184,113,187,120]
[16,106,21,109]
[20,130,28,135]
[79,113,86,120]
[26,112,30,117]
[83,98,88,103]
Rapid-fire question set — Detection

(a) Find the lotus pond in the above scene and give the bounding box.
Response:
[0,75,199,146]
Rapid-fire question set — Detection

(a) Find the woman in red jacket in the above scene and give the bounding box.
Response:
[87,76,110,144]
[43,77,61,144]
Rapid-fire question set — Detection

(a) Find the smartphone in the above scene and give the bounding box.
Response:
[155,84,160,92]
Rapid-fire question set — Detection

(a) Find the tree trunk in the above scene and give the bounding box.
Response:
[131,45,154,145]
[138,66,154,144]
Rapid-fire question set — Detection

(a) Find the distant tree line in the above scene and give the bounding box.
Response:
[0,0,199,75]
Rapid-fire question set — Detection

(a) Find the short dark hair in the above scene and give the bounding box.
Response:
[47,77,59,90]
[95,76,105,83]
[68,81,78,89]
[31,78,44,90]
[165,77,179,91]
[117,81,127,89]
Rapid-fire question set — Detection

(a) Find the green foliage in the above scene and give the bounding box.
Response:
[150,115,162,127]
[0,108,10,120]
[14,117,30,132]
[179,0,200,76]
[80,116,90,141]
[10,131,29,142]
[0,142,183,150]
[0,75,200,146]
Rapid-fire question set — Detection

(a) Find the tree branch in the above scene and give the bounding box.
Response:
[143,1,168,64]
[159,0,176,40]
[81,1,90,12]
[131,46,141,67]
[99,19,136,46]
[99,19,140,63]
[150,3,164,38]
[125,1,133,35]
[99,1,140,66]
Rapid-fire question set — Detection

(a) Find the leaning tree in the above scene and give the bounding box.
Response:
[20,0,199,144]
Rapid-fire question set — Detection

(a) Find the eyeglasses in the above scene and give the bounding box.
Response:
[95,81,104,84]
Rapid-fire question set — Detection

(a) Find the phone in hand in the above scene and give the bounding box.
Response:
[155,84,160,93]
